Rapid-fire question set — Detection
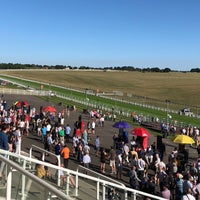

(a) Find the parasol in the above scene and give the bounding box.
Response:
[131,127,150,137]
[43,106,57,113]
[173,134,195,144]
[112,120,130,129]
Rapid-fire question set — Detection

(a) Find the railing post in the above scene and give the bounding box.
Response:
[65,173,70,195]
[21,160,27,200]
[124,189,128,200]
[97,178,100,200]
[57,155,61,187]
[6,166,12,200]
[75,170,79,197]
[102,182,106,200]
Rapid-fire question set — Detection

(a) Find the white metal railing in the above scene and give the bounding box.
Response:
[0,149,166,200]
[0,151,73,200]
[29,144,62,186]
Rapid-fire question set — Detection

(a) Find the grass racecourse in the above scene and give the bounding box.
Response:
[0,69,200,126]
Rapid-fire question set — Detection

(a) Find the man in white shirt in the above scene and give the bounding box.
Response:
[83,152,91,171]
[137,155,146,183]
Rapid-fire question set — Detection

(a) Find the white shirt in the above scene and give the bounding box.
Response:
[46,124,51,132]
[182,194,195,200]
[137,158,146,171]
[83,154,91,164]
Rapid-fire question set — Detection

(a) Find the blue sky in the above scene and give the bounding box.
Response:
[0,0,200,70]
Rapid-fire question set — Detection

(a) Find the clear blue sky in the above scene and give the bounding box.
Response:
[1,0,200,71]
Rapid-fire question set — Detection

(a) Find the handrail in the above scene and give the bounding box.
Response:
[0,154,73,200]
[29,144,61,186]
[0,149,166,200]
[77,165,125,187]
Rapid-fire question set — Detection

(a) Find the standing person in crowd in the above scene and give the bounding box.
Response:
[137,154,146,188]
[95,136,100,157]
[161,184,171,200]
[61,144,70,168]
[100,148,107,173]
[41,124,47,143]
[13,126,22,155]
[123,143,130,165]
[83,152,91,173]
[112,132,118,149]
[46,133,54,153]
[0,124,10,179]
[46,121,51,135]
[182,188,195,200]
[108,146,116,174]
[54,141,61,156]
[129,165,141,189]
[83,142,90,154]
[65,124,71,143]
[116,152,123,180]
[175,173,184,200]
[59,126,65,146]
[77,141,83,163]
[91,120,96,134]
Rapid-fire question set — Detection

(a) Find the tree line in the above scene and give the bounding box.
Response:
[0,63,199,72]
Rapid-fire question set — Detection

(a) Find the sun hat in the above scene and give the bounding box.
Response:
[177,173,183,179]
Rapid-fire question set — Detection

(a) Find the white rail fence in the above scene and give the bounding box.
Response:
[0,149,165,200]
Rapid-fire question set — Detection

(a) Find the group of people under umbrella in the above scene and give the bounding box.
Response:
[113,119,196,151]
[113,120,150,150]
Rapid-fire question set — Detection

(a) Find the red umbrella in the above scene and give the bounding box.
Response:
[43,106,56,113]
[131,127,150,137]
[15,101,29,108]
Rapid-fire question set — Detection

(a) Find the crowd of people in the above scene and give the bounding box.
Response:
[1,98,200,200]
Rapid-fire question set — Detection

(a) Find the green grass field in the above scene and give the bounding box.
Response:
[0,70,200,126]
[1,70,200,106]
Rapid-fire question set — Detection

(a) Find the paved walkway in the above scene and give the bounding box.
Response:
[2,94,199,199]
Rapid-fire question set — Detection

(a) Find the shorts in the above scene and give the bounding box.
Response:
[110,160,116,167]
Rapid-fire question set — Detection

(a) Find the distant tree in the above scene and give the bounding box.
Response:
[190,68,200,72]
[162,68,171,72]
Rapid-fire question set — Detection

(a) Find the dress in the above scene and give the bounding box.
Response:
[100,150,106,163]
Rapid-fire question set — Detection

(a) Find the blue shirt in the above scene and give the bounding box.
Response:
[65,126,71,135]
[0,131,9,150]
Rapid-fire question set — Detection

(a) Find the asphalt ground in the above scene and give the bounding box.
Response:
[2,94,199,197]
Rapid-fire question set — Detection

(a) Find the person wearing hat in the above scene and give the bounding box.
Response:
[183,175,195,196]
[176,173,184,200]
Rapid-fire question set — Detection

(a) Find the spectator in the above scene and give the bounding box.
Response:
[100,148,107,173]
[0,124,10,179]
[41,124,47,143]
[129,165,141,189]
[56,164,76,188]
[95,136,100,157]
[182,188,195,200]
[61,144,70,168]
[175,173,184,200]
[137,155,146,185]
[83,152,91,173]
[54,141,61,156]
[83,142,90,154]
[108,146,116,174]
[36,164,50,179]
[161,184,171,200]
[65,124,71,143]
[13,126,22,155]
[116,152,123,180]
[123,143,130,165]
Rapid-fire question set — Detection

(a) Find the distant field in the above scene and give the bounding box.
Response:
[1,70,200,110]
